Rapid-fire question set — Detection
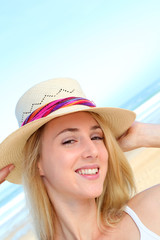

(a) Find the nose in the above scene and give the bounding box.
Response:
[81,138,98,160]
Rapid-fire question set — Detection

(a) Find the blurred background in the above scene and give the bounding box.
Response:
[0,0,160,239]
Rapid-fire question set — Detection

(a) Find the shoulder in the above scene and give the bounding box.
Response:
[127,184,160,234]
[129,184,160,208]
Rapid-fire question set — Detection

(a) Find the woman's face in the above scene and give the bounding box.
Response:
[38,112,108,201]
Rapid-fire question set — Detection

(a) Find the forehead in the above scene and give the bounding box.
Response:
[44,112,99,131]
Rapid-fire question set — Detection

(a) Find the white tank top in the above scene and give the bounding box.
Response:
[125,206,160,240]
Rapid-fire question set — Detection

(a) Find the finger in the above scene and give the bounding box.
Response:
[0,164,14,183]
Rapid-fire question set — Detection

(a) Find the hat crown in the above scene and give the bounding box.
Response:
[15,78,86,127]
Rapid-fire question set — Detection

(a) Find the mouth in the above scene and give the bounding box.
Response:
[75,167,99,176]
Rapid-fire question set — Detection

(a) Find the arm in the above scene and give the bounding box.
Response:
[118,122,160,152]
[0,164,14,184]
[128,184,160,236]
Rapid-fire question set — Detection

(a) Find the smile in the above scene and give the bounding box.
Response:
[76,168,99,175]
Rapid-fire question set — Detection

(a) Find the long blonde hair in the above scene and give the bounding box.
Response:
[92,113,136,229]
[22,113,136,239]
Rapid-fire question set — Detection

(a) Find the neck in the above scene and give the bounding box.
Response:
[51,196,101,240]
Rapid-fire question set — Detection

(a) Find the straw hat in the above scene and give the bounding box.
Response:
[0,78,136,184]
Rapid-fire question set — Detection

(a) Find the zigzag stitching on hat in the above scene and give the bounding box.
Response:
[21,88,75,124]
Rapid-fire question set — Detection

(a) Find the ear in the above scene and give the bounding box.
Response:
[37,161,45,176]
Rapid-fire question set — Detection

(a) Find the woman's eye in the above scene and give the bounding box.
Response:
[62,139,75,145]
[91,136,104,141]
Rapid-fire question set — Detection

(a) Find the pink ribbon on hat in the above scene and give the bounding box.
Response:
[21,97,96,126]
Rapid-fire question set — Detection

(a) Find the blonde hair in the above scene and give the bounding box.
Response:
[92,113,136,230]
[22,113,136,239]
[23,126,56,240]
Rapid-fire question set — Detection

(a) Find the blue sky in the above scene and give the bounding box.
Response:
[0,0,160,141]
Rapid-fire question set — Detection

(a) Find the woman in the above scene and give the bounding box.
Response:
[0,77,160,240]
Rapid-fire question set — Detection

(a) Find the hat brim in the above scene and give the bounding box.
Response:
[0,105,136,184]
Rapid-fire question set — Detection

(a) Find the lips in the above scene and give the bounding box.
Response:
[75,166,99,175]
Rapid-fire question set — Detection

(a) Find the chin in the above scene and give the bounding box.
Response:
[84,187,104,199]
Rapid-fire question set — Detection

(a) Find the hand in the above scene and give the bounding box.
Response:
[0,164,14,184]
[118,122,160,152]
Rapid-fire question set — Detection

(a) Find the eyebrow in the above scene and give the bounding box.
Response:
[56,125,101,137]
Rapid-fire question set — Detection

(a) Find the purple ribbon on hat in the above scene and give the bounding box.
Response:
[21,97,96,126]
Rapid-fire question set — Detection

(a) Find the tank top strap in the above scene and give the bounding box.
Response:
[124,206,160,240]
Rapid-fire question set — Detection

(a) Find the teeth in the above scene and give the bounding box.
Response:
[77,168,98,175]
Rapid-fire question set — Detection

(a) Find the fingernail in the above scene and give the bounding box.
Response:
[9,165,15,172]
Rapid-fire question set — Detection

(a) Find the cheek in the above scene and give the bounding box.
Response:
[100,146,109,175]
[39,149,74,181]
[100,145,109,162]
[39,157,63,190]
